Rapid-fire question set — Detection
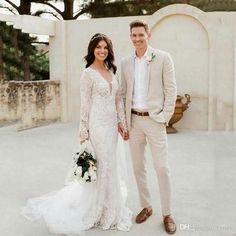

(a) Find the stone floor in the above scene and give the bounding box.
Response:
[0,123,236,236]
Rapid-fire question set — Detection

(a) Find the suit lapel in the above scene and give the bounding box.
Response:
[145,46,153,94]
[128,54,135,98]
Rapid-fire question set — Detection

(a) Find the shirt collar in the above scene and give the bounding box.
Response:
[134,48,148,59]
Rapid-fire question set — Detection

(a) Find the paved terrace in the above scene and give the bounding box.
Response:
[0,123,236,236]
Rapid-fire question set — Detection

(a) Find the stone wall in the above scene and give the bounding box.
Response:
[1,4,236,130]
[54,5,236,131]
[0,81,60,130]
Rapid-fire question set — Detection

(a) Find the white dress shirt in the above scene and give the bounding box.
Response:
[132,51,148,111]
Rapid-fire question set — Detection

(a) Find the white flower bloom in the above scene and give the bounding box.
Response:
[72,165,77,172]
[91,173,97,182]
[88,167,95,175]
[92,166,97,171]
[83,171,89,180]
[76,166,82,176]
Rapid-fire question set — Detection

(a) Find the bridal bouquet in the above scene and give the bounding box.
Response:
[73,141,97,183]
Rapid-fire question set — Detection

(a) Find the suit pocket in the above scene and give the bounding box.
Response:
[149,110,166,123]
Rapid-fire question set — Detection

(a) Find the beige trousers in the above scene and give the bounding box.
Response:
[129,114,172,216]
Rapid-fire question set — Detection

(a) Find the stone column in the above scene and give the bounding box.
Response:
[233,24,236,130]
[49,21,68,122]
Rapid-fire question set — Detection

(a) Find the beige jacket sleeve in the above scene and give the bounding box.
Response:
[162,53,177,123]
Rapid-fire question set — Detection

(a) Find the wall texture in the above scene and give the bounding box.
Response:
[0,81,60,130]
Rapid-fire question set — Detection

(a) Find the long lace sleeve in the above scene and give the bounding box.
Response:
[79,70,93,141]
[115,80,128,132]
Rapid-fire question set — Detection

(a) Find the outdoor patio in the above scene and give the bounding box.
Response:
[0,123,236,236]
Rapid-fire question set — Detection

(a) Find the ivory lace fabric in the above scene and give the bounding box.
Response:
[21,67,133,235]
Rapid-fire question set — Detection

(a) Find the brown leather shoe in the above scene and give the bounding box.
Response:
[163,215,176,234]
[135,208,153,224]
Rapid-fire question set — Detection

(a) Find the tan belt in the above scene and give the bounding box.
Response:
[131,109,149,116]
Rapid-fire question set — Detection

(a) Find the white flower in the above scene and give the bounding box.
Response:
[90,171,97,182]
[83,171,89,180]
[76,166,82,176]
[72,164,77,172]
[92,165,97,171]
[88,166,94,175]
[87,165,97,182]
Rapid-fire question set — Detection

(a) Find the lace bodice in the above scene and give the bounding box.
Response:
[79,67,127,141]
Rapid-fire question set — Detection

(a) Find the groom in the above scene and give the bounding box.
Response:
[119,20,177,234]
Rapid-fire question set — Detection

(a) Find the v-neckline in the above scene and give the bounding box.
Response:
[89,67,113,94]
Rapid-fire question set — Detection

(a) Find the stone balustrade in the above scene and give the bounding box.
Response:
[0,80,60,130]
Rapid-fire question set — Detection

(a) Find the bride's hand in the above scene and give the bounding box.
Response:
[122,131,129,141]
[80,139,87,145]
[118,122,129,140]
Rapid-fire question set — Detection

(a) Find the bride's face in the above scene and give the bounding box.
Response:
[94,40,109,62]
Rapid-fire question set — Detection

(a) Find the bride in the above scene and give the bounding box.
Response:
[21,33,133,235]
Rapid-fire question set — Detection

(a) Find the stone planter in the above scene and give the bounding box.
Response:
[166,94,191,134]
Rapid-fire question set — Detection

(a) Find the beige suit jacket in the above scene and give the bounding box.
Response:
[120,46,177,130]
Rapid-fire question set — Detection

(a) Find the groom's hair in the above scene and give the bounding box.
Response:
[129,20,150,33]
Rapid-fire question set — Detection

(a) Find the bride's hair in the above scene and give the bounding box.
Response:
[84,33,117,74]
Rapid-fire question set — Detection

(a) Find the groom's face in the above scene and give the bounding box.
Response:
[130,26,150,51]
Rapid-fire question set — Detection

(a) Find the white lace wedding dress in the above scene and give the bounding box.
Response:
[21,67,133,235]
